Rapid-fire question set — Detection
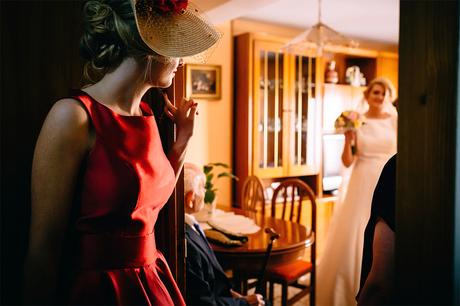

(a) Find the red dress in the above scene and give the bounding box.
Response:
[66,91,185,306]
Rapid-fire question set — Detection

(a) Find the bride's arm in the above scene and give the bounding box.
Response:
[342,131,356,167]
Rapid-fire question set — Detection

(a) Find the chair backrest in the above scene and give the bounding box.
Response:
[241,175,266,214]
[271,179,317,262]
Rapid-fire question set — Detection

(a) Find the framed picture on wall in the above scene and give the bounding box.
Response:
[185,64,221,100]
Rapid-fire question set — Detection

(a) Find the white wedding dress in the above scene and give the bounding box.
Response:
[317,115,397,306]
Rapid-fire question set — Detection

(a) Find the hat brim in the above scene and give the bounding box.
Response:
[133,0,221,58]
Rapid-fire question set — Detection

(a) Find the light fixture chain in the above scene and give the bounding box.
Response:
[318,0,322,23]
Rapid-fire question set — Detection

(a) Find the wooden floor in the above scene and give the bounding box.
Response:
[246,277,310,306]
[270,279,310,306]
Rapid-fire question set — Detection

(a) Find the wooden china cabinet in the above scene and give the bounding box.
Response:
[233,32,398,205]
[233,33,322,203]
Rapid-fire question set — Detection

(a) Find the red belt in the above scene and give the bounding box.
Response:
[79,233,158,269]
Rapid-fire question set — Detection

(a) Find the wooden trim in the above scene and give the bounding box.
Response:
[246,32,292,45]
[286,54,296,175]
[263,49,268,168]
[172,66,186,294]
[233,33,253,206]
[283,48,291,177]
[398,1,458,303]
[252,41,263,174]
[377,51,399,59]
[323,45,379,57]
[274,53,280,168]
[315,57,325,197]
[147,66,186,295]
[238,32,398,59]
[297,56,302,166]
[252,40,285,178]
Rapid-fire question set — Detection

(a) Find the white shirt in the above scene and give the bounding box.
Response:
[185,213,200,233]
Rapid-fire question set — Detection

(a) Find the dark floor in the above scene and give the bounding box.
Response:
[246,275,310,306]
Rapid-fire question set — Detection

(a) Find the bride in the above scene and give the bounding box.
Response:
[317,78,398,306]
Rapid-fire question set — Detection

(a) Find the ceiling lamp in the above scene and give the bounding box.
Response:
[282,0,358,56]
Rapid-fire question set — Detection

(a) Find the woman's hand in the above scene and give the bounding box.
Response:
[342,130,357,167]
[163,92,197,143]
[344,130,356,145]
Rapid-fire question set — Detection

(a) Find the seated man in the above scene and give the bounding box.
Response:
[184,163,265,306]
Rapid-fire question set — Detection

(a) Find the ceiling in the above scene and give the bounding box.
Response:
[199,0,399,45]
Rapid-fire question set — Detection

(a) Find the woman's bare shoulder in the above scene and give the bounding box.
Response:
[39,98,91,149]
[49,98,88,122]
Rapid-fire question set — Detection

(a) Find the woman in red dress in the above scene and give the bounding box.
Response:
[23,0,220,304]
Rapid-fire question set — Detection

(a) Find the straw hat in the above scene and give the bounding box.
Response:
[132,0,221,58]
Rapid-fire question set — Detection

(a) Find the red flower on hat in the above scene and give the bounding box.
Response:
[153,0,189,14]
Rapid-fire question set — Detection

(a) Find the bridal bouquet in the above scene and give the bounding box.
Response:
[335,110,363,155]
[334,110,364,133]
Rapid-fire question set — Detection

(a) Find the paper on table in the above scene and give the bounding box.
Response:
[206,209,260,234]
[200,222,212,230]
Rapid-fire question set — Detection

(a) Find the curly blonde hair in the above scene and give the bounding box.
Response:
[363,77,396,103]
[357,77,398,116]
[79,0,173,84]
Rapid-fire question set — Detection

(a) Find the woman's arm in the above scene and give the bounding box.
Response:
[341,130,356,167]
[23,99,90,303]
[163,93,197,180]
[357,218,395,305]
[168,135,192,180]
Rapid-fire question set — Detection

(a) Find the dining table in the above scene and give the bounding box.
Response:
[209,208,314,293]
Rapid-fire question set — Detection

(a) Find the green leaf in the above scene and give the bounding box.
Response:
[203,162,238,203]
[204,189,216,204]
[217,172,239,181]
[209,162,229,168]
[203,165,213,174]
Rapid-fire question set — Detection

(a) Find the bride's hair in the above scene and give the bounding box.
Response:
[356,77,398,116]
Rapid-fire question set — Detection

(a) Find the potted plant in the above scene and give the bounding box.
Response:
[202,162,238,218]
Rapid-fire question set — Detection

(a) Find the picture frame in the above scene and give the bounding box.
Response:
[185,64,222,100]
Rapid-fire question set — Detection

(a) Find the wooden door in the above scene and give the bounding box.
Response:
[398,1,459,303]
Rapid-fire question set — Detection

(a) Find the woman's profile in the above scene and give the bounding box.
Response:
[317,77,398,306]
[23,0,220,304]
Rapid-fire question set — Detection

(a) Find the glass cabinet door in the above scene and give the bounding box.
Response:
[253,41,286,177]
[289,55,320,175]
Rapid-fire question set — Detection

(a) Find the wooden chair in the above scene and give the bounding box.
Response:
[265,179,317,306]
[241,175,266,213]
[239,175,267,293]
